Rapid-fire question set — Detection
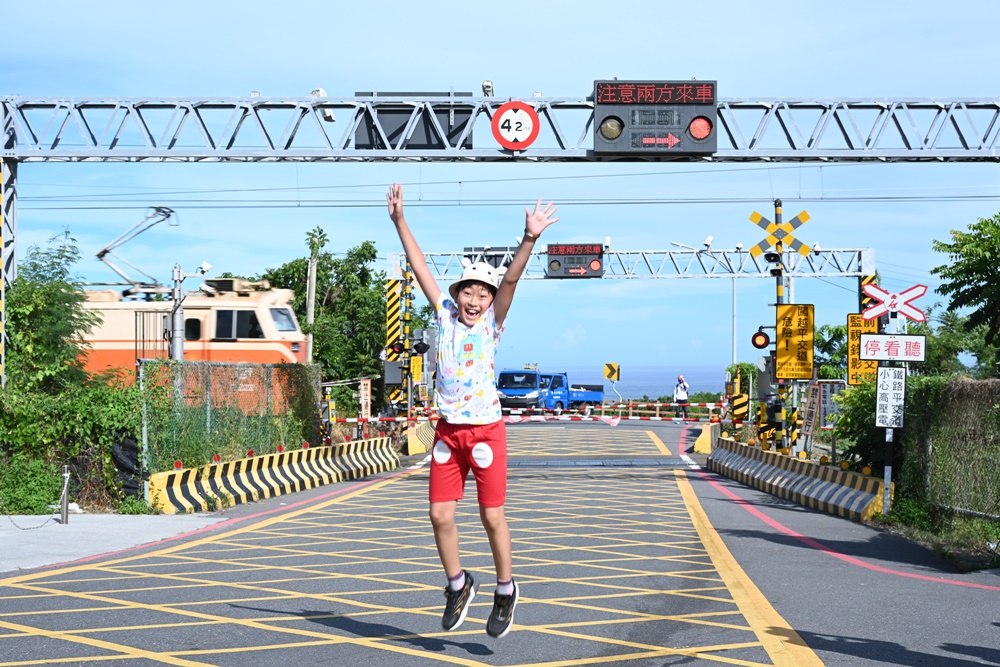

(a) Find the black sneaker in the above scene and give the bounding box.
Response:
[442,571,478,631]
[486,580,519,638]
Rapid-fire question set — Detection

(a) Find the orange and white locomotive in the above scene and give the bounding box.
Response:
[81,278,308,374]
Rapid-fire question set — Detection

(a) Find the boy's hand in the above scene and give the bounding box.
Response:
[387,183,405,224]
[525,199,559,237]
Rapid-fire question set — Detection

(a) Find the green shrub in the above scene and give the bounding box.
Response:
[117,496,158,515]
[0,382,143,509]
[888,497,934,531]
[0,454,63,514]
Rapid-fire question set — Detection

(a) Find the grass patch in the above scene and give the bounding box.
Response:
[117,496,159,515]
[870,498,1000,572]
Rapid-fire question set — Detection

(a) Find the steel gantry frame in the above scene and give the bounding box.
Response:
[2,91,996,386]
[399,247,874,280]
[3,95,1000,163]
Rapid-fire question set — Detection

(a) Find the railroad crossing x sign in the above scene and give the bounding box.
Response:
[861,283,927,322]
[748,210,812,257]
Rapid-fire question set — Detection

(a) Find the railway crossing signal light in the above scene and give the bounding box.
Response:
[751,328,771,349]
[545,243,604,278]
[389,340,431,354]
[593,80,718,156]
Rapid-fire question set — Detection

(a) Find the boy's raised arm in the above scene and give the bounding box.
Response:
[387,183,442,306]
[494,198,559,326]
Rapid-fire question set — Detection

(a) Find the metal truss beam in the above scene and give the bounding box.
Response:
[393,248,874,280]
[3,96,999,162]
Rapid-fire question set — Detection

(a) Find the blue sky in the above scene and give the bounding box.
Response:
[5,0,1000,386]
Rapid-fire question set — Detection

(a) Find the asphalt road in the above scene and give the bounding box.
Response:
[0,420,996,666]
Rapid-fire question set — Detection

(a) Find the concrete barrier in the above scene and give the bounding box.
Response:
[693,422,721,454]
[707,437,892,521]
[148,438,399,514]
[406,421,435,455]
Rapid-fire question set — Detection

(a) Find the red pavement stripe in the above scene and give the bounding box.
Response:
[695,468,1000,592]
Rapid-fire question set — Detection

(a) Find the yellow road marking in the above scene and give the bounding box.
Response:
[674,469,824,666]
[1,464,823,666]
[0,472,419,588]
[647,429,672,455]
[0,619,216,667]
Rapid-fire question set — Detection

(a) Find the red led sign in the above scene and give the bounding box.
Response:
[639,134,681,147]
[596,81,716,106]
[547,244,603,255]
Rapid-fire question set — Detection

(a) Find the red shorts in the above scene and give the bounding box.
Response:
[429,420,507,507]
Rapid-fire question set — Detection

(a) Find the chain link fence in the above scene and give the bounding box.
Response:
[902,378,1000,519]
[138,360,321,473]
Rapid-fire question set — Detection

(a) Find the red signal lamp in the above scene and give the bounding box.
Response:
[689,116,713,140]
[751,329,771,349]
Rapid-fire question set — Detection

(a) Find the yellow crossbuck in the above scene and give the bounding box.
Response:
[749,210,812,257]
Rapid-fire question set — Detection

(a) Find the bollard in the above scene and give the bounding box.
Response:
[61,465,70,525]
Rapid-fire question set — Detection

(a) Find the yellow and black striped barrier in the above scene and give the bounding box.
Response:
[406,420,435,456]
[707,437,891,521]
[148,438,400,515]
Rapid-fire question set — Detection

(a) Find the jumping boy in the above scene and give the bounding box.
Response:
[386,183,558,638]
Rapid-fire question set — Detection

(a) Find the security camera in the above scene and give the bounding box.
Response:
[310,88,336,122]
[812,242,821,252]
[482,80,494,97]
[703,235,713,249]
[198,261,212,275]
[735,242,743,251]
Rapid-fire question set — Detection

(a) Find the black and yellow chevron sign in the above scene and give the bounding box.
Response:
[604,363,620,382]
[859,275,877,312]
[385,280,402,361]
[732,393,749,421]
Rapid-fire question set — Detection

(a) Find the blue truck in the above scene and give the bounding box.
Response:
[496,367,604,411]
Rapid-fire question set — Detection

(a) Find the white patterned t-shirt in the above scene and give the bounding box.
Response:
[433,292,503,424]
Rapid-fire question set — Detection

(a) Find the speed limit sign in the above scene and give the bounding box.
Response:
[491,101,540,151]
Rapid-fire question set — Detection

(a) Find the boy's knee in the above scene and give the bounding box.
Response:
[479,505,506,530]
[429,503,456,529]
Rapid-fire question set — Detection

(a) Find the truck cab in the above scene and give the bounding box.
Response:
[497,367,605,412]
[540,373,570,410]
[496,369,546,410]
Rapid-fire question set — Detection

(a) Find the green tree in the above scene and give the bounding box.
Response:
[5,231,102,392]
[907,305,970,376]
[961,322,1000,379]
[931,213,1000,345]
[814,324,848,379]
[1,231,144,511]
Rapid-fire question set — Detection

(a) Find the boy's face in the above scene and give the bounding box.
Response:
[455,281,495,326]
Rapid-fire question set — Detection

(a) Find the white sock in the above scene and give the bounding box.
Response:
[447,571,465,592]
[496,578,514,596]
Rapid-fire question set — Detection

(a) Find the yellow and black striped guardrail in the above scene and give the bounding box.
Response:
[405,420,435,456]
[148,438,400,515]
[707,437,891,521]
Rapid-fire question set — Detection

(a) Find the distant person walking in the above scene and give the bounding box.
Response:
[674,375,690,419]
[387,182,559,639]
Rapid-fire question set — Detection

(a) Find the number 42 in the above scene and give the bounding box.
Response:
[500,118,524,132]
